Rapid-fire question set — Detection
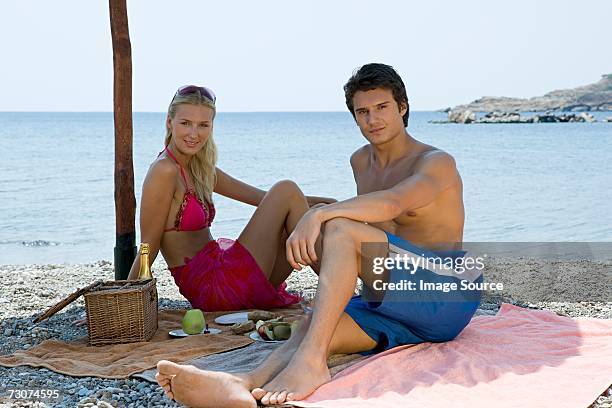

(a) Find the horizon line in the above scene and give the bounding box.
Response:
[0,110,444,114]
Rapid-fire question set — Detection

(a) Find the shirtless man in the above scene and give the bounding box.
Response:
[155,63,482,407]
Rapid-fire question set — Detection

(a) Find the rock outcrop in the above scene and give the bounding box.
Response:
[448,110,476,124]
[438,111,599,124]
[450,74,612,112]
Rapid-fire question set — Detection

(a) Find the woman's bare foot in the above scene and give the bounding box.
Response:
[252,353,331,405]
[156,360,256,408]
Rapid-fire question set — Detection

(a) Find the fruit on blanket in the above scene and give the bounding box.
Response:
[182,309,205,335]
[255,320,266,333]
[256,321,267,338]
[256,321,293,341]
[248,310,277,322]
[265,326,275,340]
[257,322,275,341]
[230,320,256,335]
[258,324,275,341]
[273,324,292,340]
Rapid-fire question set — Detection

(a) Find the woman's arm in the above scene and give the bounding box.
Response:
[127,161,177,280]
[215,168,336,207]
[213,168,266,206]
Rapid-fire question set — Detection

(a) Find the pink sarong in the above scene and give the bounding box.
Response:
[170,238,300,312]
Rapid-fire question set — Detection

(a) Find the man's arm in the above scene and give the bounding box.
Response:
[285,150,460,269]
[318,151,459,224]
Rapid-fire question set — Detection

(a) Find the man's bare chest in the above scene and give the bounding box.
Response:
[354,160,417,195]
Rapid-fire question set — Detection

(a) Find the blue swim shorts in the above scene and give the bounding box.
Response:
[344,232,483,355]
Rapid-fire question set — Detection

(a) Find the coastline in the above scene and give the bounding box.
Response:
[1,260,611,407]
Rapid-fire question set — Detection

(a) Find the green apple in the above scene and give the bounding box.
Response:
[272,324,292,340]
[182,309,205,335]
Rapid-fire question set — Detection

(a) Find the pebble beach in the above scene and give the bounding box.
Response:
[1,259,610,408]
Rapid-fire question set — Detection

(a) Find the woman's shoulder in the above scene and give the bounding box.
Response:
[145,156,179,186]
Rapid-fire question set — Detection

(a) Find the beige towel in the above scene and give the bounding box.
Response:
[0,310,259,378]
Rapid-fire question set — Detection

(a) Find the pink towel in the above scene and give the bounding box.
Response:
[294,304,612,408]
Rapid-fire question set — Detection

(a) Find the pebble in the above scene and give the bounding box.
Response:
[0,259,610,408]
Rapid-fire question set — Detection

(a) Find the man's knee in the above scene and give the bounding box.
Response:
[324,217,356,237]
[325,218,387,245]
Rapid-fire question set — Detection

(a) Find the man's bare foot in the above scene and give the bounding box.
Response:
[252,354,331,405]
[246,350,293,402]
[156,360,256,408]
[248,315,312,401]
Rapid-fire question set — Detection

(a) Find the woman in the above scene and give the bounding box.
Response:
[127,85,334,311]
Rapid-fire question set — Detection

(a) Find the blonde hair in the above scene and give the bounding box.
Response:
[164,92,217,204]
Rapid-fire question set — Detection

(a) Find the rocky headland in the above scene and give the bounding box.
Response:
[435,110,610,124]
[447,74,612,113]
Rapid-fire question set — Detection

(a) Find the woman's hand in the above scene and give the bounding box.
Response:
[306,196,337,207]
[286,209,324,270]
[310,203,328,210]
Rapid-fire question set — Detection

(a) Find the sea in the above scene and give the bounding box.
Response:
[0,111,611,265]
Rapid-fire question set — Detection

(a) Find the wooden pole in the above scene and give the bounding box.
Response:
[109,0,136,279]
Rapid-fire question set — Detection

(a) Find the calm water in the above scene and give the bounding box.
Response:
[0,111,611,264]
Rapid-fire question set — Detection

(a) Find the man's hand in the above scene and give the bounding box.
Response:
[286,209,323,270]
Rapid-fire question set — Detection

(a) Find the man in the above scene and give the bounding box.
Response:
[155,63,481,407]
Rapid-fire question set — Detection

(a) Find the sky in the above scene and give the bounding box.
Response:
[1,0,611,112]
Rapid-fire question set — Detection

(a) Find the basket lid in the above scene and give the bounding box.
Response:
[33,280,104,323]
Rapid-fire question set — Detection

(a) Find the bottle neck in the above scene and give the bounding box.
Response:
[138,250,152,279]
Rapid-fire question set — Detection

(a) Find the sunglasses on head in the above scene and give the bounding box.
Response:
[174,85,216,104]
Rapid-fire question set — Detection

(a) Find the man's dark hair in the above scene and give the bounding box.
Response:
[344,63,409,127]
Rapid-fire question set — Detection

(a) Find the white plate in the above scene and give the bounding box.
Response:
[169,328,222,337]
[214,312,249,325]
[249,331,285,343]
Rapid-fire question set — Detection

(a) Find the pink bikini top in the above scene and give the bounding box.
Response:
[162,147,215,232]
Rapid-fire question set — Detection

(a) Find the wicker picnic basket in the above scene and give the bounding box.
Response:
[84,279,158,345]
[34,279,158,346]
